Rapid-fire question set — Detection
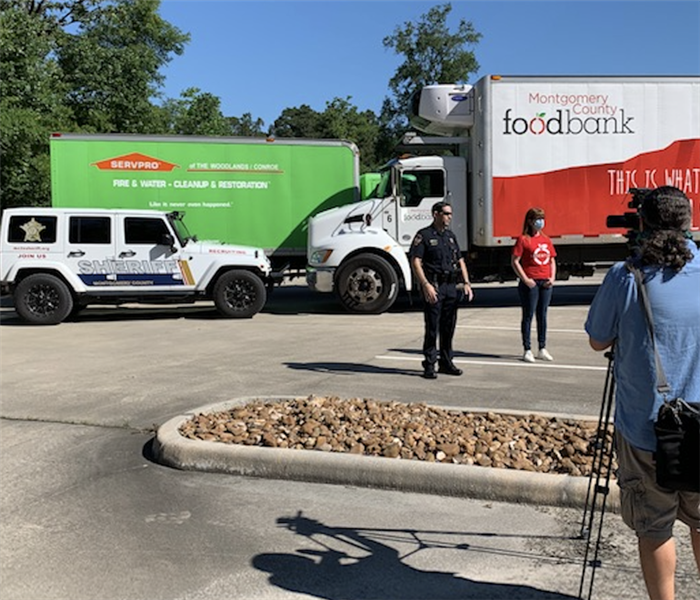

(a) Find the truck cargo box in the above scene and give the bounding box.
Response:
[50,134,360,272]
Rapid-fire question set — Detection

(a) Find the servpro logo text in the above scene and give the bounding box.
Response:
[91,153,179,172]
[503,108,635,136]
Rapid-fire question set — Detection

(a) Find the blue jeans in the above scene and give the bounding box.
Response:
[518,279,553,351]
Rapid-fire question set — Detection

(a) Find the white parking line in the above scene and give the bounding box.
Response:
[456,325,587,334]
[375,355,607,371]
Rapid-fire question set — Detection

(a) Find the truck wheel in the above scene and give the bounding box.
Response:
[335,254,399,314]
[14,273,74,325]
[213,270,266,318]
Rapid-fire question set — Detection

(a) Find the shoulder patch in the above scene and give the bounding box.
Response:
[412,233,423,246]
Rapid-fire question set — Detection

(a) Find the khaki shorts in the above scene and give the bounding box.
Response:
[615,431,700,539]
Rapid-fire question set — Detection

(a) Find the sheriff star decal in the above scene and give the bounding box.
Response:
[20,218,46,242]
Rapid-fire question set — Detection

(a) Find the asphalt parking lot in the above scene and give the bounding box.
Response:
[1,278,698,600]
[0,276,613,428]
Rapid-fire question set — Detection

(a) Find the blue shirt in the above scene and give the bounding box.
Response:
[585,243,700,451]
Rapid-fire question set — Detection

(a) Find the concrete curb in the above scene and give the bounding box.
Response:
[153,396,620,511]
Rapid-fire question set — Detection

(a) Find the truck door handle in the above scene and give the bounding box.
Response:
[68,250,85,257]
[119,250,136,258]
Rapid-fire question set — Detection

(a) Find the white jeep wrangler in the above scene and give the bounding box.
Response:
[0,207,272,324]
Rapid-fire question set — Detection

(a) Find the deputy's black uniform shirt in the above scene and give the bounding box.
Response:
[410,225,462,280]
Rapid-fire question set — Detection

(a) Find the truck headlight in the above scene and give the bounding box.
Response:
[310,249,333,265]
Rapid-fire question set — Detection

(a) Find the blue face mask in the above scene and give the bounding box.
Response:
[533,218,545,231]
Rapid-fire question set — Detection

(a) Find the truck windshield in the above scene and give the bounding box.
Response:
[375,170,392,198]
[167,212,197,245]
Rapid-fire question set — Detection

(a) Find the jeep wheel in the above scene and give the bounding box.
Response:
[335,254,399,314]
[213,270,266,318]
[14,273,74,325]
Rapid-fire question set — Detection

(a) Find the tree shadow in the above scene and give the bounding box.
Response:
[253,512,581,600]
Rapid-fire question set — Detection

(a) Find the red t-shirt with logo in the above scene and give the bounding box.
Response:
[512,233,557,279]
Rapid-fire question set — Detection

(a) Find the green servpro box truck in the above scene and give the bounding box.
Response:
[50,133,360,276]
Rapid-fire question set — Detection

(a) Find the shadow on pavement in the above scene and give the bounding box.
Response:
[285,361,420,377]
[283,348,518,376]
[253,512,581,600]
[265,281,601,316]
[0,281,601,325]
[387,348,514,361]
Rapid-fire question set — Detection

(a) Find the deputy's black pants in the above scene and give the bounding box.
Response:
[422,282,459,368]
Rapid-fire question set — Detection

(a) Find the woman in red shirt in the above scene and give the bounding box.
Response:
[511,207,557,363]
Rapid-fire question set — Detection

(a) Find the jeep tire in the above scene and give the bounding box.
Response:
[14,273,74,325]
[213,270,266,318]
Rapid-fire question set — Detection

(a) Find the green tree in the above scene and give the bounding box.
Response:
[158,90,267,137]
[319,97,380,173]
[271,99,381,173]
[381,2,481,134]
[58,0,189,133]
[0,0,189,209]
[158,88,232,136]
[272,105,324,139]
[2,0,103,26]
[228,113,267,137]
[0,4,71,209]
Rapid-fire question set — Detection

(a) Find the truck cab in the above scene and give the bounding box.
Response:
[306,155,466,313]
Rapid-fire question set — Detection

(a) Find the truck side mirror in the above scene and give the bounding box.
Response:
[160,233,176,252]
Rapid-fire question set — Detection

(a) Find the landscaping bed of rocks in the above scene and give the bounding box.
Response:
[179,395,615,477]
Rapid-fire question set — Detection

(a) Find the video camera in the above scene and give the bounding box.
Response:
[606,187,652,232]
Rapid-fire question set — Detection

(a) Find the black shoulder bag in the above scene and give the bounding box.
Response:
[631,266,700,493]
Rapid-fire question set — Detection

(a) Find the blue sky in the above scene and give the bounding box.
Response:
[157,0,700,127]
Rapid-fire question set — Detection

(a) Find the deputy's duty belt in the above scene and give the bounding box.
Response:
[429,272,459,284]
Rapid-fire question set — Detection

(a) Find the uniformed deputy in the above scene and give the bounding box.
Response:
[410,202,474,379]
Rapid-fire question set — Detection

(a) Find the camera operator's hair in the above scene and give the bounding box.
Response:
[639,186,693,271]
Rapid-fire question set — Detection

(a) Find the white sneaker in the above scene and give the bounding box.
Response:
[537,348,554,361]
[522,350,535,363]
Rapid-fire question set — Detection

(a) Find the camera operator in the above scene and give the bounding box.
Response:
[585,186,700,600]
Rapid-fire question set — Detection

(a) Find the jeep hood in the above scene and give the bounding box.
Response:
[188,240,265,259]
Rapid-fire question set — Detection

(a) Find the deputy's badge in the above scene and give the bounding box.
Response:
[20,218,46,242]
[429,239,438,246]
[412,233,422,246]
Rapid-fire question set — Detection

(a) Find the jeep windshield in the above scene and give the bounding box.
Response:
[167,211,198,245]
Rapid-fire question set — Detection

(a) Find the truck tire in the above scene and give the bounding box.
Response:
[14,273,74,325]
[213,270,266,318]
[335,254,399,314]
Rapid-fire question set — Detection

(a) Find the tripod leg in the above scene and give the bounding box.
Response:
[580,351,614,538]
[578,351,615,599]
[584,426,616,599]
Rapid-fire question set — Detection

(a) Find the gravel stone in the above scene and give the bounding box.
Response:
[178,395,616,477]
